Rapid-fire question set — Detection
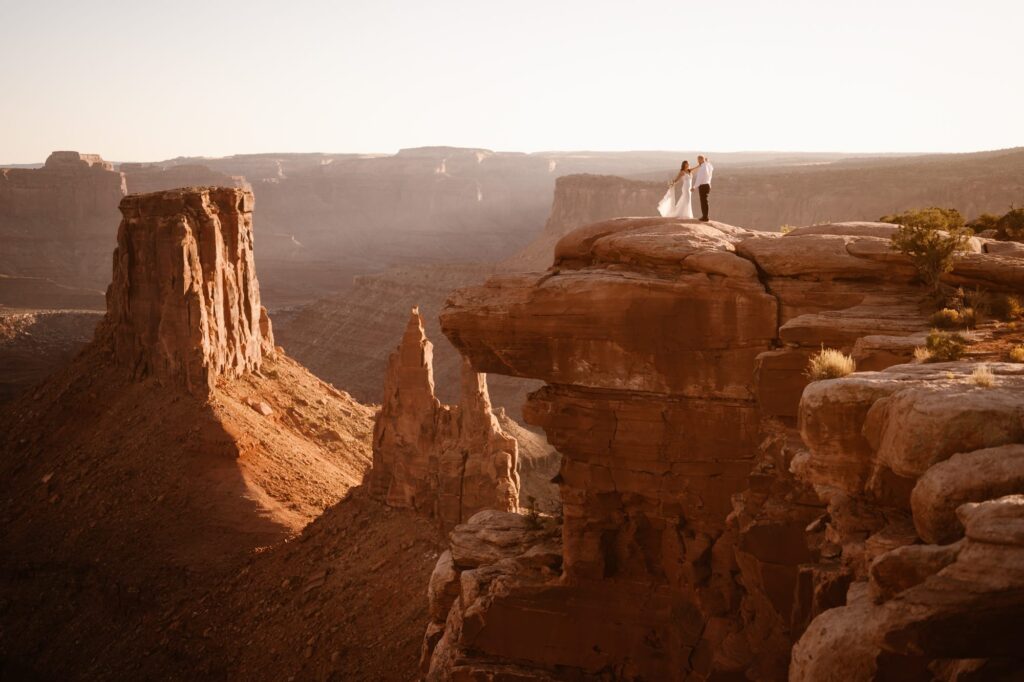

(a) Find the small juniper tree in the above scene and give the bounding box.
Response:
[996,207,1024,241]
[881,207,973,295]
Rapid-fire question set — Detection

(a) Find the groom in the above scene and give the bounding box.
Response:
[692,155,714,221]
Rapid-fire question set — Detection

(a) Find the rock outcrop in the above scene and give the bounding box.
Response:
[99,187,274,395]
[369,308,520,530]
[790,364,1024,680]
[426,216,1024,680]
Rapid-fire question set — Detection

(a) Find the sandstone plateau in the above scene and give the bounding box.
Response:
[422,216,1024,680]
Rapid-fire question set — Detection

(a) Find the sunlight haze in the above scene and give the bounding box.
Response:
[1,0,1021,162]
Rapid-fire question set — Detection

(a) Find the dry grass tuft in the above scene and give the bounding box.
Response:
[913,346,932,363]
[969,365,995,387]
[806,347,856,381]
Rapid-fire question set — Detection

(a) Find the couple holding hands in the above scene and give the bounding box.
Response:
[657,155,713,221]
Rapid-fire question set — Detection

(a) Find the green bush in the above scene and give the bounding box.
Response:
[925,329,968,362]
[996,207,1024,241]
[882,208,973,294]
[966,213,1000,233]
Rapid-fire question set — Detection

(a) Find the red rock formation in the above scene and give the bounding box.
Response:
[428,217,1024,680]
[0,151,126,290]
[99,187,273,395]
[790,364,1024,680]
[370,307,519,529]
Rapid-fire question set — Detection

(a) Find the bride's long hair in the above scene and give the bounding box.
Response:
[680,160,691,173]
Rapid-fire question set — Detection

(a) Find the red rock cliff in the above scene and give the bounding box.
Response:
[427,216,1024,680]
[100,187,273,395]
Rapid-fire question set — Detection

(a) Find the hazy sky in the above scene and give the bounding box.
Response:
[2,0,1022,163]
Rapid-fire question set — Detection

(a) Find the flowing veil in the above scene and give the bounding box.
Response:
[657,186,676,217]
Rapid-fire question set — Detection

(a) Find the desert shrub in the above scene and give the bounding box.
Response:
[882,208,973,293]
[1009,345,1024,363]
[930,308,962,329]
[996,207,1024,241]
[967,213,1001,233]
[961,287,992,317]
[780,224,796,235]
[969,365,995,387]
[929,306,976,329]
[924,329,968,362]
[989,294,1024,321]
[806,347,856,381]
[913,346,932,363]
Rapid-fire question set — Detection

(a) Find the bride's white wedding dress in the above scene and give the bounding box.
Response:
[657,173,694,219]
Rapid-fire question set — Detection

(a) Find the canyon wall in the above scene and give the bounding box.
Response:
[424,217,1024,679]
[369,308,521,530]
[0,151,126,294]
[121,162,250,195]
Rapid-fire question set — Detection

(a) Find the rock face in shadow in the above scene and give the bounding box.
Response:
[369,308,520,530]
[0,309,102,403]
[100,187,274,395]
[425,217,1024,680]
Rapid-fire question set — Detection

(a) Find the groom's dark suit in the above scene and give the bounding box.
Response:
[693,160,714,221]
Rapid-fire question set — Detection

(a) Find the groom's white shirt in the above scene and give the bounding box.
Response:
[694,161,714,186]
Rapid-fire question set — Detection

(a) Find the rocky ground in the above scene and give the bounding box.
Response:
[0,308,101,403]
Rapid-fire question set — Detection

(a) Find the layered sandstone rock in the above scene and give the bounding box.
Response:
[790,364,1024,680]
[99,187,273,395]
[369,308,520,530]
[426,216,1024,680]
[0,151,126,291]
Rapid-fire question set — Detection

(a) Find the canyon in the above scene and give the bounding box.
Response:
[0,187,433,680]
[2,148,1024,680]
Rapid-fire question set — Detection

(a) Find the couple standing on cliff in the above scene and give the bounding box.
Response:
[657,155,714,221]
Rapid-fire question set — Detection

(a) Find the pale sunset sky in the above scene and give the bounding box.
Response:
[1,0,1021,163]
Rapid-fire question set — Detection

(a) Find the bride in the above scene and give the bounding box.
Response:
[657,160,694,219]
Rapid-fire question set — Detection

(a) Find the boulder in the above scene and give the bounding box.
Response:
[911,445,1024,544]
